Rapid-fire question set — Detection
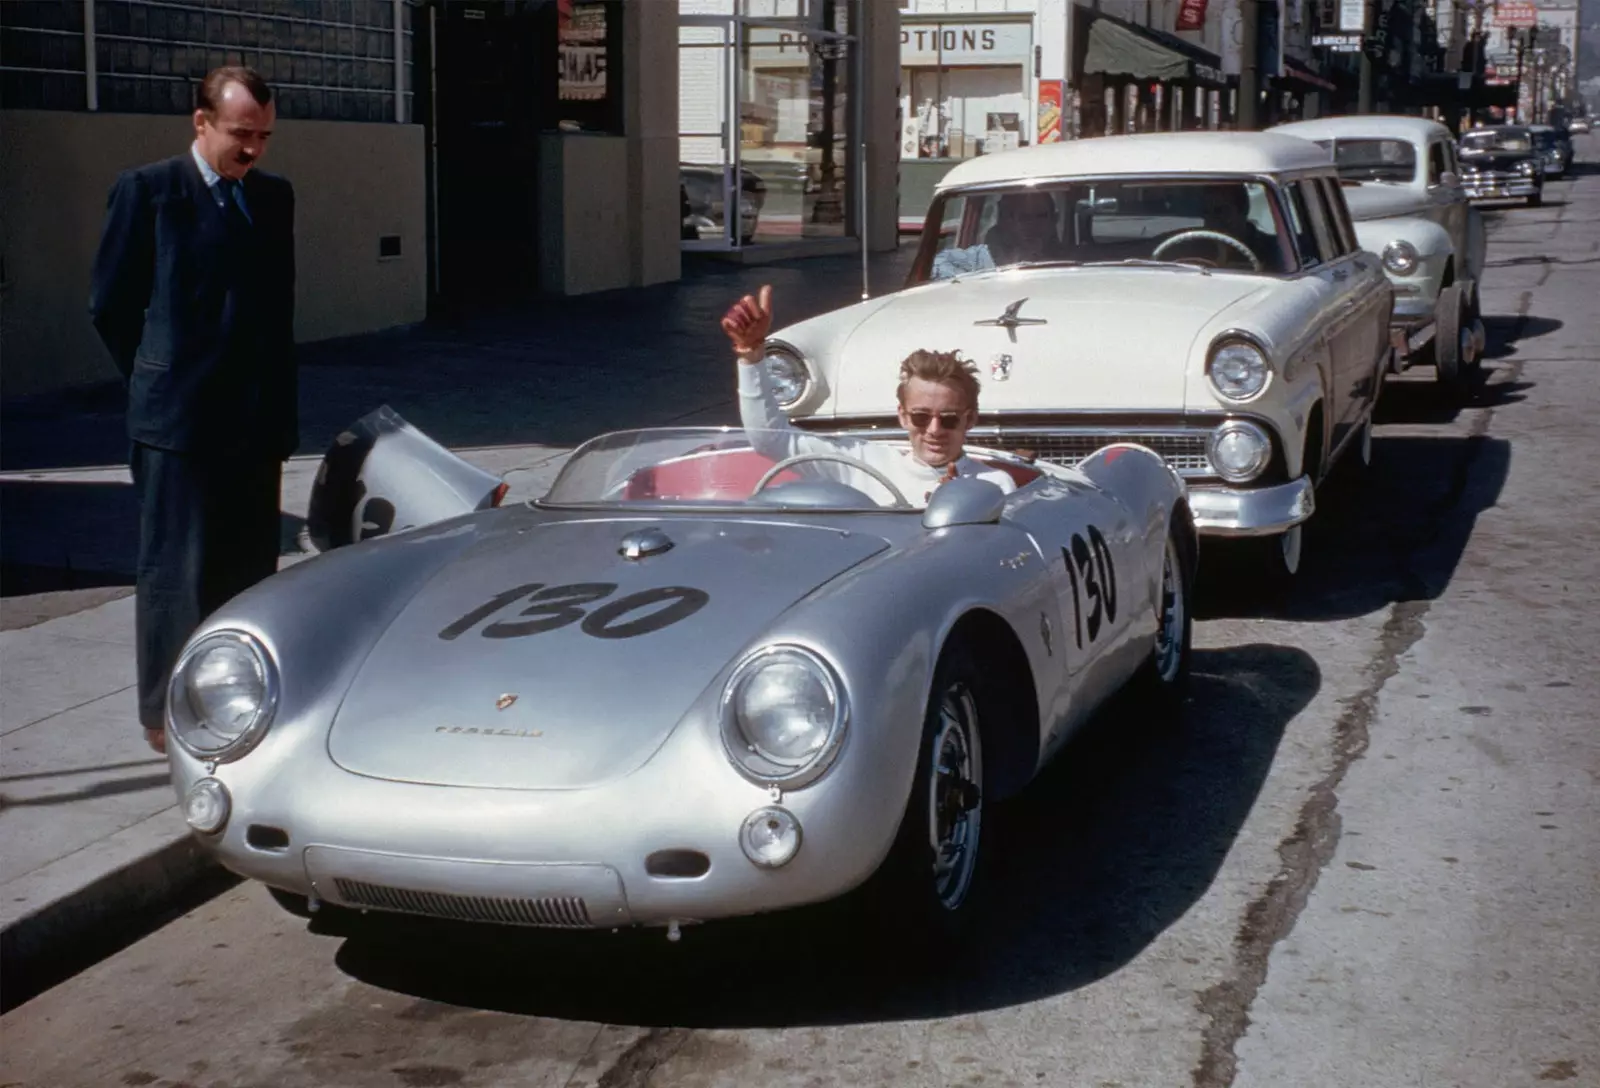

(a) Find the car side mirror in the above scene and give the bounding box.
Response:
[1439,170,1459,188]
[922,476,1008,529]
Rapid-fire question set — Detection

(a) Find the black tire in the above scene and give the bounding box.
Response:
[1528,187,1543,207]
[1131,518,1195,715]
[1433,285,1465,394]
[864,643,991,946]
[268,886,315,917]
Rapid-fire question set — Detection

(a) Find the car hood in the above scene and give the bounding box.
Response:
[820,269,1274,416]
[1459,149,1535,171]
[328,517,889,790]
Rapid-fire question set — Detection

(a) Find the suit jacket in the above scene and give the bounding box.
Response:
[89,153,298,458]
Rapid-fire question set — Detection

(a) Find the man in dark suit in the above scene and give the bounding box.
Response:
[89,66,297,753]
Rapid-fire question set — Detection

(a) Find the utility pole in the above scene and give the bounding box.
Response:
[1238,0,1262,128]
[1358,0,1374,113]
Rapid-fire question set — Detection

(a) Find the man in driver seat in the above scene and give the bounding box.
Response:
[721,285,1017,504]
[1184,184,1282,271]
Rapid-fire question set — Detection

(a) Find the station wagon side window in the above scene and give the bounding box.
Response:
[1281,181,1324,268]
[1315,178,1359,256]
[1427,142,1447,186]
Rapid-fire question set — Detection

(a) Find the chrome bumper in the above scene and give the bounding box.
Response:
[1462,177,1538,198]
[1189,476,1314,537]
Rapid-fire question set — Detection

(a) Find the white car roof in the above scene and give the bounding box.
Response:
[1273,115,1455,144]
[933,131,1334,192]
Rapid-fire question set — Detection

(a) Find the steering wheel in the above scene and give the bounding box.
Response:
[1152,229,1263,273]
[751,452,912,508]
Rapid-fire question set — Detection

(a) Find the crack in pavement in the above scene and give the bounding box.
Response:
[594,1028,694,1088]
[1189,301,1528,1088]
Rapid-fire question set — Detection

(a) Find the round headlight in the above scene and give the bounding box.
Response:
[1517,159,1538,175]
[1208,420,1273,483]
[762,345,811,408]
[1207,339,1271,401]
[721,646,847,787]
[168,631,278,761]
[1382,240,1420,276]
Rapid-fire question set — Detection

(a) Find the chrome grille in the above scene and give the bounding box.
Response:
[980,431,1213,475]
[332,878,593,928]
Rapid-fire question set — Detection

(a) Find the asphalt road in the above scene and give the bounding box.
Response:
[3,147,1597,1088]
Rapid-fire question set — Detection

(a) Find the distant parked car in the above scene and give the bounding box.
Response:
[1569,117,1591,135]
[1529,125,1571,176]
[1274,115,1487,395]
[1455,126,1545,206]
[680,163,766,244]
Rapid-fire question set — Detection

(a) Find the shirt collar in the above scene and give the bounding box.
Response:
[191,142,224,188]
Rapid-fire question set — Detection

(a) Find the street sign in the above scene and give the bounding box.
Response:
[1339,0,1365,32]
[1314,32,1363,51]
[1493,2,1537,28]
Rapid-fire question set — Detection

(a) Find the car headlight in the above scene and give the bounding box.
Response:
[762,343,812,409]
[1517,159,1538,175]
[720,645,847,788]
[1382,240,1420,276]
[1207,420,1273,483]
[167,631,279,761]
[1206,338,1272,401]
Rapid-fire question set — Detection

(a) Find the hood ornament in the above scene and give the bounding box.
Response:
[974,298,1048,343]
[496,693,518,711]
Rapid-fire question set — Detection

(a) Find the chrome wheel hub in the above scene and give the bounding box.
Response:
[928,686,982,912]
[1153,539,1186,683]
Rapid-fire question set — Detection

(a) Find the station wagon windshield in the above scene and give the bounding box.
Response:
[915,178,1288,282]
[1313,138,1417,182]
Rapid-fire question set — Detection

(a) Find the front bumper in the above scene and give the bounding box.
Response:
[1189,476,1314,537]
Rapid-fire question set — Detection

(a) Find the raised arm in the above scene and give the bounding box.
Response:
[721,285,808,462]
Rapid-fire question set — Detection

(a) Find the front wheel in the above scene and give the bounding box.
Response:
[865,645,989,944]
[1131,522,1194,712]
[1528,187,1543,207]
[1432,284,1467,396]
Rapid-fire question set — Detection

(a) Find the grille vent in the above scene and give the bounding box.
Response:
[986,431,1212,475]
[333,878,593,928]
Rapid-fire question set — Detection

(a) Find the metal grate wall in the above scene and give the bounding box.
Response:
[0,0,415,122]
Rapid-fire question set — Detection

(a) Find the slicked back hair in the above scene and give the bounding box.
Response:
[196,66,272,114]
[896,349,981,410]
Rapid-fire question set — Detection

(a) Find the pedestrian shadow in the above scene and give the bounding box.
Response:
[1194,433,1512,623]
[0,478,307,597]
[323,642,1317,1025]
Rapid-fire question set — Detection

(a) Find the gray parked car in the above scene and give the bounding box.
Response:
[162,408,1197,943]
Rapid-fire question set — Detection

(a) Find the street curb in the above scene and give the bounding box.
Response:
[0,812,237,1012]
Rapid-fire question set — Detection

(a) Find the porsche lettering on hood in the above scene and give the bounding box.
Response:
[328,519,888,791]
[822,269,1275,415]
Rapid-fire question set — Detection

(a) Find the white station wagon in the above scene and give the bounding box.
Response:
[762,132,1394,576]
[1274,115,1487,395]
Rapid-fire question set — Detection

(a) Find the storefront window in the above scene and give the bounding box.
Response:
[679,0,857,249]
[899,20,1033,161]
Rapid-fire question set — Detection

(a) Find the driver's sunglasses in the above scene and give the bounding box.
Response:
[907,409,966,431]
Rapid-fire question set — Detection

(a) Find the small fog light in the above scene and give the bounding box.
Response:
[184,777,231,834]
[739,806,802,868]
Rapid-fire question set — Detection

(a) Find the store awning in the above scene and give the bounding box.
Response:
[1282,56,1338,92]
[1082,12,1228,89]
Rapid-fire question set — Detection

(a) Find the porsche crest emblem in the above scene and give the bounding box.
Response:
[991,353,1013,382]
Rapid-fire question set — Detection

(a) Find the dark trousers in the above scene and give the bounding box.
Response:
[131,443,283,729]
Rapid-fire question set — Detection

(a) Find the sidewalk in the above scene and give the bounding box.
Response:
[0,244,917,1002]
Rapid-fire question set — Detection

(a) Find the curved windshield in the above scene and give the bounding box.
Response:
[1313,138,1417,182]
[1461,129,1531,152]
[913,178,1289,283]
[541,427,930,512]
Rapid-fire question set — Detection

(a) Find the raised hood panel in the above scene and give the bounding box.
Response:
[328,519,888,790]
[825,270,1272,416]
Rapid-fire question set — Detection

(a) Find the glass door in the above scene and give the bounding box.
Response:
[679,17,745,251]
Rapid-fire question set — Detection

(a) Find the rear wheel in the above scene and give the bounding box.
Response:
[1131,525,1194,713]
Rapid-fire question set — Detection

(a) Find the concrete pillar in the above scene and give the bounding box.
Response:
[625,0,680,287]
[857,0,900,253]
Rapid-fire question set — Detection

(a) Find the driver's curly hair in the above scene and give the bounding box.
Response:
[896,349,982,408]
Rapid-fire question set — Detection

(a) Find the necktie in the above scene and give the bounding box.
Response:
[218,178,252,226]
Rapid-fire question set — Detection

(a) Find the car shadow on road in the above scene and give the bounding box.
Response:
[323,641,1316,1026]
[1194,432,1512,623]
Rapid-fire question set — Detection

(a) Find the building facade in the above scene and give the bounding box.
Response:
[1,0,903,399]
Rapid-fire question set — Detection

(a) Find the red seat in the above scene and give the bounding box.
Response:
[623,447,802,501]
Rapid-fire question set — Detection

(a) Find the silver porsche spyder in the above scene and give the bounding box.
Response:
[164,409,1197,941]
